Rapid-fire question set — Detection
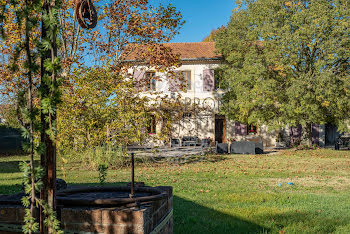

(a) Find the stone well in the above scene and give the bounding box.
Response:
[0,186,173,234]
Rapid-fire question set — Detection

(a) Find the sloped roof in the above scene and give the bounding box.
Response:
[125,42,222,61]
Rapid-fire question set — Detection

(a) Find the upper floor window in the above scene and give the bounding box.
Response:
[182,71,191,91]
[146,72,156,91]
[215,70,223,90]
[169,71,191,92]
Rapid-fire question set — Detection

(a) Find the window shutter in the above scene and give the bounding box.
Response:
[235,122,241,135]
[290,125,302,144]
[312,124,320,145]
[133,70,145,91]
[296,125,302,138]
[235,122,247,136]
[203,69,215,92]
[292,125,302,138]
[240,123,247,135]
[168,71,180,92]
[168,76,176,92]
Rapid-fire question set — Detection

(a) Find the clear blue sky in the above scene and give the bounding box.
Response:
[152,0,236,43]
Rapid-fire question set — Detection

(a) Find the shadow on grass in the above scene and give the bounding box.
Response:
[147,154,228,166]
[174,195,269,234]
[0,184,22,195]
[0,160,39,173]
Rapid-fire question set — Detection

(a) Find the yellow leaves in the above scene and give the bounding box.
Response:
[274,65,285,71]
[199,189,210,193]
[321,101,330,107]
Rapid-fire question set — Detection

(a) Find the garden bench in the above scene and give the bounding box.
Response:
[335,135,350,150]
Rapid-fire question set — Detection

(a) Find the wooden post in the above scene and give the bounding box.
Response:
[40,0,57,233]
[130,153,135,198]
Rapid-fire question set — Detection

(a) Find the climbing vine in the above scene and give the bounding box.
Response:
[0,0,63,232]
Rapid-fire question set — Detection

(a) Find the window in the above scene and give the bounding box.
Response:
[247,124,257,135]
[183,112,192,118]
[215,70,223,90]
[146,72,156,91]
[148,115,156,134]
[182,71,191,91]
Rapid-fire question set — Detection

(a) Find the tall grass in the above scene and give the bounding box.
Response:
[59,145,128,170]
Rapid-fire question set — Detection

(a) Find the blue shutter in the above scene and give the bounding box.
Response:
[312,124,320,145]
[203,69,214,91]
[235,122,247,136]
[133,70,145,91]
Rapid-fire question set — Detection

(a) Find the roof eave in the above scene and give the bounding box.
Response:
[123,57,223,64]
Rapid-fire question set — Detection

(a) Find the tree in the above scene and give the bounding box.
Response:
[58,67,149,151]
[56,0,185,154]
[0,0,184,232]
[202,26,225,42]
[0,0,185,174]
[216,0,350,144]
[88,0,184,70]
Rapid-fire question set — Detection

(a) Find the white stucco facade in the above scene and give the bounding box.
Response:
[128,60,279,147]
[125,42,350,148]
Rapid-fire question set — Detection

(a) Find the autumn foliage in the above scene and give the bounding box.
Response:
[1,0,185,151]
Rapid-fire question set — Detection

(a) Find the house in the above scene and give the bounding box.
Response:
[125,42,339,148]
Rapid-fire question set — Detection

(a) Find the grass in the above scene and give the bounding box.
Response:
[1,149,350,233]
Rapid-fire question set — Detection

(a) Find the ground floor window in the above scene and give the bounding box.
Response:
[248,124,257,135]
[182,112,192,118]
[148,115,156,134]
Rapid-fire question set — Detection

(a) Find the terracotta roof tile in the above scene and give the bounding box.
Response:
[125,42,221,61]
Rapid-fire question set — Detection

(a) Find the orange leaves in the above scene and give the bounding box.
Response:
[94,0,184,66]
[284,1,302,8]
[284,1,292,7]
[0,0,41,96]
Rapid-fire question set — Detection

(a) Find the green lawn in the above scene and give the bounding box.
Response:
[1,149,350,233]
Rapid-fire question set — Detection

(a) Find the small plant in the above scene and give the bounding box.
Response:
[295,144,319,151]
[98,163,108,184]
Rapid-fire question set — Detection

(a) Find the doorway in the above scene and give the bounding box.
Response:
[325,123,341,145]
[215,115,225,143]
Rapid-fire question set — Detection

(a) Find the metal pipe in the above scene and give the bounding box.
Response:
[130,152,135,198]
